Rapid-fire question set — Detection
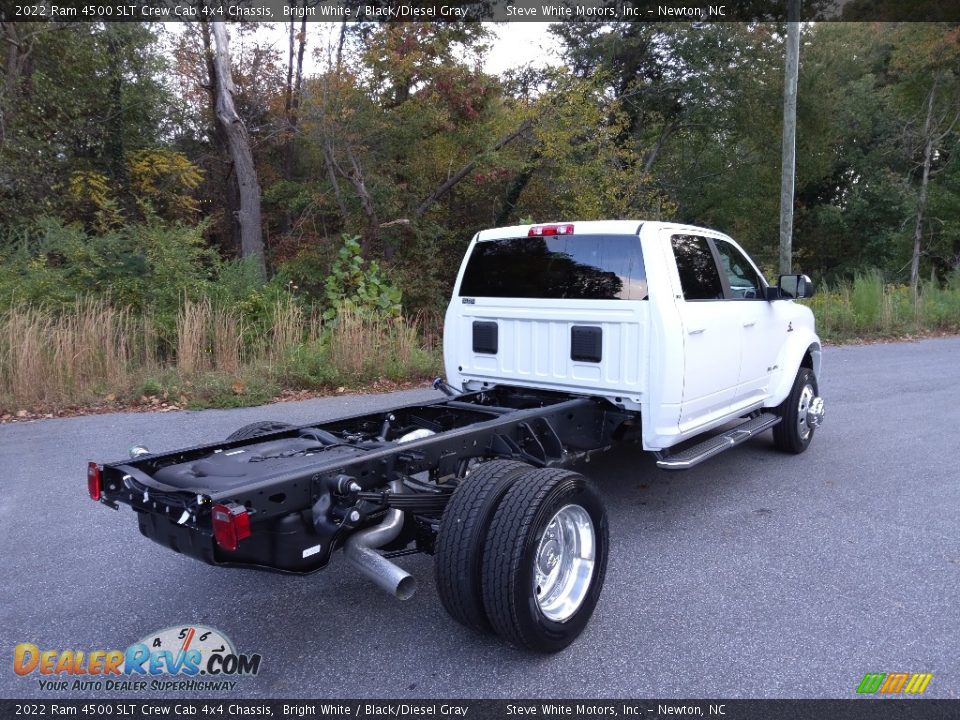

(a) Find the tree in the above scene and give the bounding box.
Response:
[209,21,266,280]
[0,22,174,229]
[888,25,960,294]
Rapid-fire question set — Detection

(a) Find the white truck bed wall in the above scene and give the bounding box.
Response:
[444,297,650,404]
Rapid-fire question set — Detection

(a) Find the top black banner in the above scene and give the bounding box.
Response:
[4,0,959,23]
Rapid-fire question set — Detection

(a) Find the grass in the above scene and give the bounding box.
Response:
[0,297,440,415]
[0,298,158,410]
[1,277,957,416]
[808,273,960,342]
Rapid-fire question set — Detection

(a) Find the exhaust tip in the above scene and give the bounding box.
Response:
[395,575,417,601]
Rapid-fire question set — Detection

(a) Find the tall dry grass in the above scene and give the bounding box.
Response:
[177,297,244,374]
[0,296,440,413]
[0,298,156,409]
[326,303,421,378]
[267,297,307,363]
[2,275,956,415]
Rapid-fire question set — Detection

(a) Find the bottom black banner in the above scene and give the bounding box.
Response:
[0,699,956,720]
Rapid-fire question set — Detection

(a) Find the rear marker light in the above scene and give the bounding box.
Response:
[529,223,574,237]
[87,462,101,501]
[211,502,252,551]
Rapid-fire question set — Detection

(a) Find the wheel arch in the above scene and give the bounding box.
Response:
[766,333,822,408]
[800,342,821,379]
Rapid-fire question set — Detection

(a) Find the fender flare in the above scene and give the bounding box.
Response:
[766,331,822,408]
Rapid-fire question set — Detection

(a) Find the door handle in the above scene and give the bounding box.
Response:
[743,321,756,328]
[688,328,705,335]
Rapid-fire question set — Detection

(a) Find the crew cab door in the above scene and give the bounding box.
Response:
[668,233,742,432]
[712,237,781,405]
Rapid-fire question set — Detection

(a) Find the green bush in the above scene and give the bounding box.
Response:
[809,275,960,342]
[850,270,884,331]
[0,221,442,414]
[323,234,402,320]
[0,218,216,312]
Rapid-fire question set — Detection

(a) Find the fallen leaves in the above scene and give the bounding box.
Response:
[0,377,434,424]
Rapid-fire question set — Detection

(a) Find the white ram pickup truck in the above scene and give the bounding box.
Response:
[445,219,824,461]
[91,219,825,654]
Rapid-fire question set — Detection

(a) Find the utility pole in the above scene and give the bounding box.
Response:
[779,0,801,275]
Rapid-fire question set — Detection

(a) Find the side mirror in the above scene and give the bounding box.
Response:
[777,274,815,299]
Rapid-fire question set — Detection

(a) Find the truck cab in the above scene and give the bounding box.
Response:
[444,220,823,451]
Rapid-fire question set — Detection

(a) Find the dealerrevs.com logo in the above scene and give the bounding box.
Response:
[14,625,262,692]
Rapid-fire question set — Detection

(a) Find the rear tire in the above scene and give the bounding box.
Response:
[481,468,609,653]
[226,420,294,442]
[772,367,819,454]
[434,459,532,634]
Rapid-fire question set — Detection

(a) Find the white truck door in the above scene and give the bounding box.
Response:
[712,237,781,406]
[668,233,742,432]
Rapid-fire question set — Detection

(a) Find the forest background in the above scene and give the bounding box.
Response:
[0,18,958,414]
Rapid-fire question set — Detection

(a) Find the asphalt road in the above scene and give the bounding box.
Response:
[2,337,958,700]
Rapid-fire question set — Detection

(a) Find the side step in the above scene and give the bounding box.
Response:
[655,413,781,471]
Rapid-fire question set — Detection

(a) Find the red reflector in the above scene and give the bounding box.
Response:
[529,223,574,237]
[87,462,101,501]
[211,503,252,552]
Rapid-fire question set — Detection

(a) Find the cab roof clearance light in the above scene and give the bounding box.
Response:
[529,223,575,237]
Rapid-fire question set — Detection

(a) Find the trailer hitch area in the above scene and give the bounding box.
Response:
[310,472,366,537]
[432,377,459,397]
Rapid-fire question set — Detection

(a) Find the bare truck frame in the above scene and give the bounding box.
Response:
[89,383,641,651]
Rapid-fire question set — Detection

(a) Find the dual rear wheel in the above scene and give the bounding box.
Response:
[434,460,608,653]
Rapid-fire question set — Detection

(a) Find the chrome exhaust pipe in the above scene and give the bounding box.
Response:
[343,481,417,601]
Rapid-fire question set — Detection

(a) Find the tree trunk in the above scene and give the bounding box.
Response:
[1,23,20,145]
[322,141,348,219]
[344,148,379,246]
[200,22,241,256]
[1,22,39,143]
[104,30,126,183]
[335,20,347,71]
[414,119,532,221]
[282,10,307,181]
[495,149,541,226]
[210,22,266,280]
[910,79,937,297]
[642,120,676,175]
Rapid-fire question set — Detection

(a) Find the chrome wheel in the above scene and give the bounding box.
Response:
[773,367,820,455]
[796,384,815,441]
[533,504,595,622]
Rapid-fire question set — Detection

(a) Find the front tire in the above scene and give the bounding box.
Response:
[772,367,820,454]
[481,468,609,653]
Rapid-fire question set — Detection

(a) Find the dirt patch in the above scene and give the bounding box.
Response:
[820,329,960,347]
[1,377,433,424]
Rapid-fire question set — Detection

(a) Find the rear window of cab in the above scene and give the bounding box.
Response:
[459,235,648,300]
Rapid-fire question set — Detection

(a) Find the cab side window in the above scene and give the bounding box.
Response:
[671,235,723,300]
[714,239,765,300]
